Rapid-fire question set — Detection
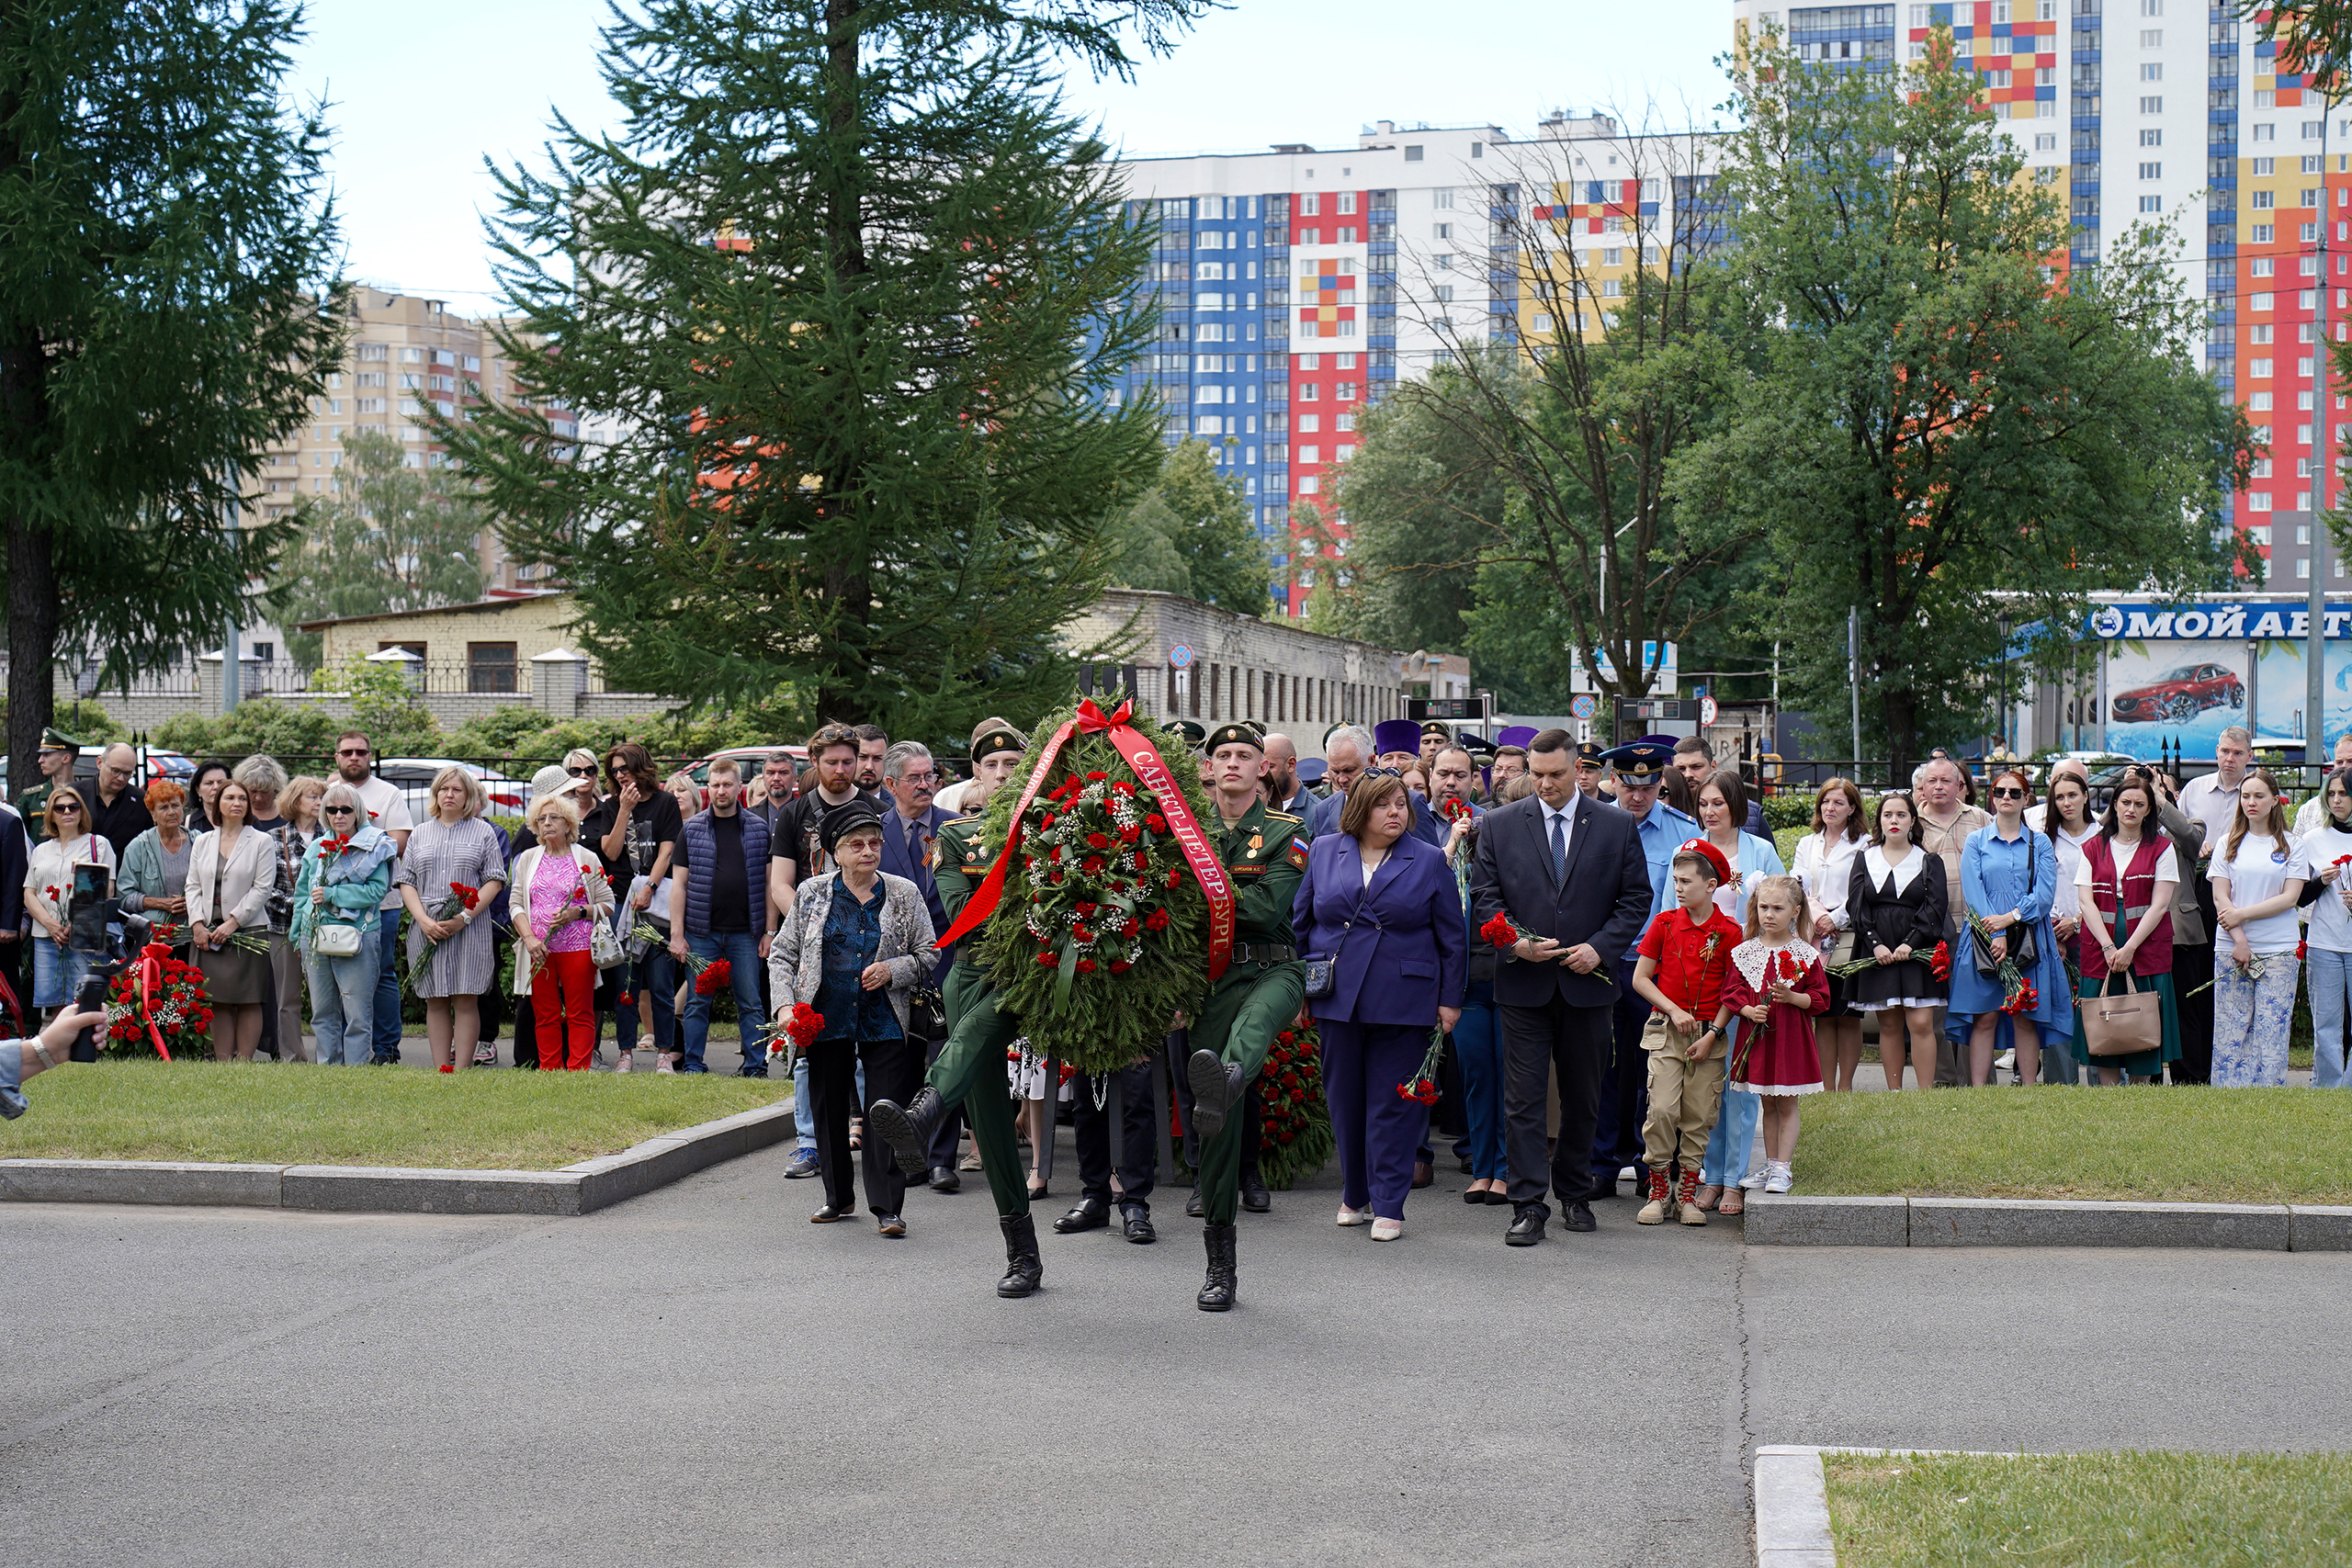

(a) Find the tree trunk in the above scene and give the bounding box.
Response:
[1881,687,1920,788]
[6,511,57,810]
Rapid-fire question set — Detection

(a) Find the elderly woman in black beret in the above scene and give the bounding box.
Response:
[769,799,938,1235]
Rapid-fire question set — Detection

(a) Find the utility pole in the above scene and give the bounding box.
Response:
[221,468,241,715]
[1848,604,1863,780]
[2309,115,2332,790]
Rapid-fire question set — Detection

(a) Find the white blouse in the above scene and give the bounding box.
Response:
[1792,830,1865,925]
[2301,824,2352,953]
[2047,822,2100,922]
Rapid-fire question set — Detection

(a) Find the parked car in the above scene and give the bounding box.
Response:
[2109,663,2245,725]
[688,745,806,790]
[378,758,534,822]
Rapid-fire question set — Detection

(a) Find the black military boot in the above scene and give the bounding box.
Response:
[1196,1223,1238,1312]
[1186,1049,1245,1139]
[997,1213,1044,1299]
[868,1088,943,1179]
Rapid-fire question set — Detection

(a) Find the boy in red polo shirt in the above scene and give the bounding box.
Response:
[1630,839,1743,1226]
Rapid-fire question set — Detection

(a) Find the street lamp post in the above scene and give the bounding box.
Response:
[2309,116,2334,789]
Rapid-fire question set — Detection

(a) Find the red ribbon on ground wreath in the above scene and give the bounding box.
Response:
[134,942,175,1062]
[934,697,1237,982]
[0,963,24,1039]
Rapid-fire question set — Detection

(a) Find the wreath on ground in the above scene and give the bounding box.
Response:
[1255,1024,1334,1190]
[968,699,1219,1077]
[102,947,213,1060]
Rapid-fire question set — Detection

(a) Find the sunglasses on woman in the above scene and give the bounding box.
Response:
[53,803,81,814]
[566,765,597,778]
[1991,785,2024,799]
[323,806,356,816]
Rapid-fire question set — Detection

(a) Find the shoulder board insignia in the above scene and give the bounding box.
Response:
[1265,809,1302,825]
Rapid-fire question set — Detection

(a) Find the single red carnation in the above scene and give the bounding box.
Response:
[1085,771,1107,782]
[1076,958,1097,974]
[1109,960,1132,973]
[1037,951,1059,966]
[1086,831,1111,850]
[1081,857,1105,874]
[1144,908,1170,931]
[1119,824,1141,843]
[1146,814,1169,833]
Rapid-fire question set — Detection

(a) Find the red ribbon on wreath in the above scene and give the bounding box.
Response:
[133,941,175,1062]
[933,696,1236,981]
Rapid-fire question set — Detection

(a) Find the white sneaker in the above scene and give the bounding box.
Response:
[615,1050,633,1074]
[1737,1168,1768,1190]
[1336,1206,1371,1226]
[654,1054,677,1076]
[1764,1161,1793,1194]
[1370,1217,1404,1242]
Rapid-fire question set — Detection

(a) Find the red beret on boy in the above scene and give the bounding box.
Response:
[1676,837,1733,886]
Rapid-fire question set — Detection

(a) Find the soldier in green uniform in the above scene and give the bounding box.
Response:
[14,728,82,837]
[867,718,1041,1297]
[1181,720,1309,1312]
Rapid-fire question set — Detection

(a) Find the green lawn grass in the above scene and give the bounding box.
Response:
[1798,1086,2352,1204]
[1824,1450,2352,1567]
[0,1061,789,1170]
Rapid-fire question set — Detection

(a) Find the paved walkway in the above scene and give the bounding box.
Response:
[5,1128,2347,1567]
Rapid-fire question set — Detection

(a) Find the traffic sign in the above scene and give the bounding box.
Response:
[1568,694,1598,721]
[1408,696,1488,722]
[1169,645,1193,669]
[1700,695,1718,726]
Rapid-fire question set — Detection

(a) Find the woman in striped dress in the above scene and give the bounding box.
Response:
[395,767,507,1072]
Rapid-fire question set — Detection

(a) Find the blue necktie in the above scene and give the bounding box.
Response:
[1550,810,1567,884]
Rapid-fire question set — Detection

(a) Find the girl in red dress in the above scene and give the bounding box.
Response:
[1725,874,1828,1194]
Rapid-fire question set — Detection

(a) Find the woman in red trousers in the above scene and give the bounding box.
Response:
[512,792,615,1070]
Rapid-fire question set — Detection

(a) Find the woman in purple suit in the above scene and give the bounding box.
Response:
[1293,772,1467,1242]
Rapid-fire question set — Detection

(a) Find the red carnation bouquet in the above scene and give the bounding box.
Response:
[630,919,733,995]
[1928,940,1951,981]
[1967,911,2038,1015]
[767,1001,826,1063]
[404,882,481,993]
[1478,911,1536,951]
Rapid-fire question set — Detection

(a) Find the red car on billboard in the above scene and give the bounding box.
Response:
[2109,662,2245,725]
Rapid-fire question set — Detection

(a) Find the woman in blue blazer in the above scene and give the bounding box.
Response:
[1293,773,1467,1240]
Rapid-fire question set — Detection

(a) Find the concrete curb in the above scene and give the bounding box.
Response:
[0,1100,796,1215]
[1745,1191,2351,1250]
[1754,1446,2009,1566]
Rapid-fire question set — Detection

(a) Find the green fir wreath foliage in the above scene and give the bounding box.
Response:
[974,701,1217,1077]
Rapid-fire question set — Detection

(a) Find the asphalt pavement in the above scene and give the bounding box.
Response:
[4,1127,2346,1567]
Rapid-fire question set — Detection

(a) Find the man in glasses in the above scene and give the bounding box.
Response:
[1911,755,1990,1088]
[334,732,414,1064]
[876,740,961,1189]
[87,744,153,859]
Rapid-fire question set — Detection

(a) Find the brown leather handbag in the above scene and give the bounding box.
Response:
[2080,971,2164,1058]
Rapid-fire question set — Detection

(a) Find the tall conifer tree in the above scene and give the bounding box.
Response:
[0,0,342,794]
[444,0,1203,742]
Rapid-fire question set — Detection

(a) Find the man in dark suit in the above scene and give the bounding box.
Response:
[877,740,959,1191]
[1468,728,1655,1245]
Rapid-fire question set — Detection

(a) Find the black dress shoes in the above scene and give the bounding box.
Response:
[1411,1160,1433,1190]
[928,1165,960,1194]
[1239,1170,1272,1213]
[809,1203,853,1224]
[1563,1200,1597,1233]
[1184,1187,1204,1218]
[876,1213,906,1237]
[1505,1208,1546,1247]
[1121,1203,1157,1244]
[1053,1197,1110,1234]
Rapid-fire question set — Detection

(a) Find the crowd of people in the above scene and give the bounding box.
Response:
[1,710,2341,1305]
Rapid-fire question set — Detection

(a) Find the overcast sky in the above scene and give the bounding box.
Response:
[289,0,1732,310]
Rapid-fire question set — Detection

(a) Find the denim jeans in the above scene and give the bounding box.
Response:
[2307,946,2352,1088]
[370,907,403,1062]
[1702,1021,1760,1187]
[307,946,376,1066]
[1452,981,1508,1181]
[678,929,766,1073]
[614,946,676,1055]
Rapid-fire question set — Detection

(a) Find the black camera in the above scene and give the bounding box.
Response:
[68,906,154,1062]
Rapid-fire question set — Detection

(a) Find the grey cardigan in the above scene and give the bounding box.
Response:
[766,870,937,1034]
[2150,794,2210,946]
